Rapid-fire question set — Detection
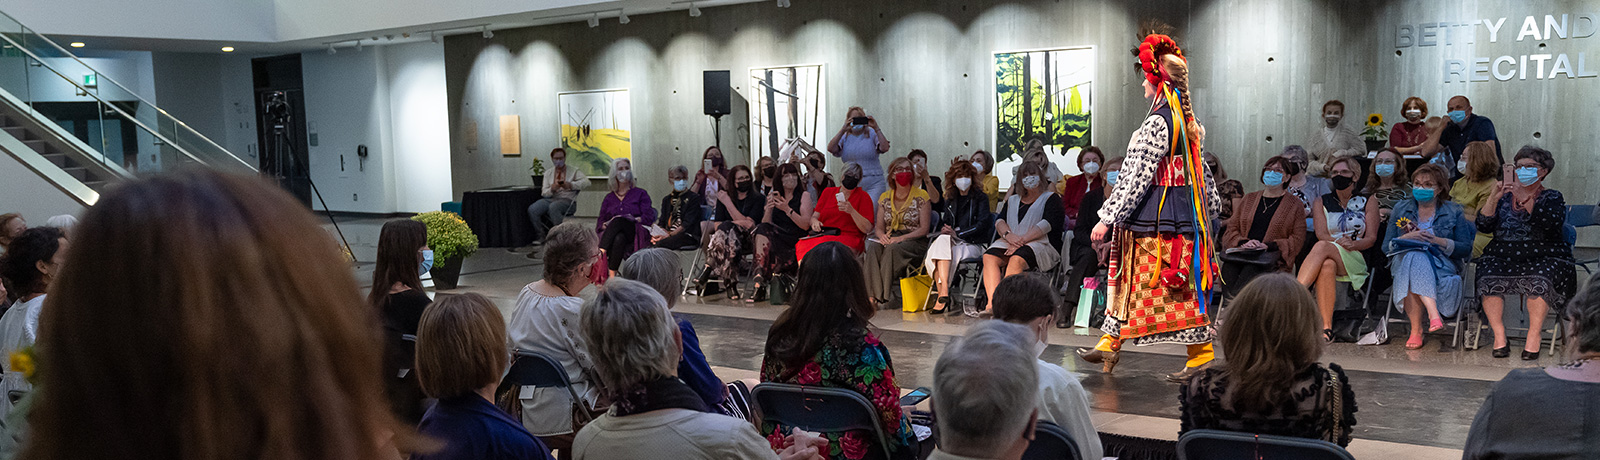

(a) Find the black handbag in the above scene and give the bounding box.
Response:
[1218,248,1280,267]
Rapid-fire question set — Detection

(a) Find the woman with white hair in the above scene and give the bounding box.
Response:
[618,248,753,419]
[597,158,657,277]
[572,279,822,460]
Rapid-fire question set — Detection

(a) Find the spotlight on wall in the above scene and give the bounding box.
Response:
[327,44,337,55]
[689,3,701,17]
[481,26,493,39]
[588,13,600,28]
[69,42,85,48]
[777,0,791,7]
[221,46,235,52]
[618,10,630,24]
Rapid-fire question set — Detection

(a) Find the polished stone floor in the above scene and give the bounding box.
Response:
[331,216,1598,457]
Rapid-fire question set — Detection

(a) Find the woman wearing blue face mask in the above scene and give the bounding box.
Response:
[1219,157,1307,299]
[1381,164,1475,350]
[1475,146,1575,360]
[368,218,433,424]
[652,165,705,250]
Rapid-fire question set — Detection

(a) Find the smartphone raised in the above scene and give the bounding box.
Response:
[898,387,931,406]
[704,159,715,173]
[851,116,870,126]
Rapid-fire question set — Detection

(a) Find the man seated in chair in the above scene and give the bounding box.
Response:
[989,274,1103,460]
[528,148,587,249]
[930,320,1039,460]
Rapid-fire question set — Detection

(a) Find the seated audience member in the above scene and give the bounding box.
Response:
[797,163,875,260]
[0,214,23,253]
[651,165,704,250]
[413,293,554,460]
[1220,157,1307,296]
[1298,156,1375,341]
[1476,146,1575,360]
[1306,100,1365,178]
[828,106,892,200]
[1060,158,1119,327]
[575,279,823,460]
[619,248,752,418]
[1025,146,1064,191]
[507,222,604,437]
[923,160,991,314]
[1451,141,1499,257]
[989,274,1103,460]
[597,158,656,276]
[1389,97,1430,155]
[528,148,587,247]
[1060,146,1105,228]
[982,161,1065,315]
[1180,274,1358,446]
[970,150,1001,210]
[1463,271,1600,459]
[865,157,932,307]
[908,149,944,212]
[21,170,407,460]
[1366,149,1413,225]
[755,156,778,196]
[696,165,763,299]
[368,218,433,424]
[0,227,66,364]
[44,215,76,238]
[929,321,1040,460]
[1382,163,1474,350]
[750,163,813,303]
[1206,151,1244,224]
[761,242,915,459]
[1421,95,1501,165]
[800,150,837,199]
[693,146,731,221]
[1280,145,1329,265]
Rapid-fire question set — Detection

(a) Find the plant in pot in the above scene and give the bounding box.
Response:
[413,211,479,290]
[1361,113,1389,153]
[529,158,546,189]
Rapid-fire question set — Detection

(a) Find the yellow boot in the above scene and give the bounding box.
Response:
[1075,335,1122,373]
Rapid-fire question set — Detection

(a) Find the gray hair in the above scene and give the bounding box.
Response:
[1280,145,1309,163]
[45,214,77,232]
[667,165,689,180]
[543,221,598,284]
[608,158,633,192]
[580,278,679,396]
[843,162,864,180]
[934,321,1039,455]
[618,248,683,308]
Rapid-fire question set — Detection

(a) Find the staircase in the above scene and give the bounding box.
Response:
[0,9,253,207]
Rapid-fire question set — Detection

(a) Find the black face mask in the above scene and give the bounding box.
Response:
[1330,175,1355,190]
[841,175,861,190]
[736,180,752,191]
[710,157,725,168]
[762,166,777,179]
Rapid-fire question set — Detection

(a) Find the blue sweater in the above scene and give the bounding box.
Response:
[676,317,726,410]
[412,395,553,460]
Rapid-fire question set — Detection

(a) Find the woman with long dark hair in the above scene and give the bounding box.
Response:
[696,165,764,299]
[761,242,914,460]
[1179,274,1358,446]
[749,162,812,303]
[368,218,432,424]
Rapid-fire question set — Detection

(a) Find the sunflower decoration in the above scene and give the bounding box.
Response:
[9,346,37,384]
[1361,113,1388,142]
[1395,216,1416,233]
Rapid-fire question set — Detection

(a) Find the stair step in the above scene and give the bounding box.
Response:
[40,152,68,167]
[22,139,55,155]
[83,180,106,191]
[0,126,27,139]
[60,166,88,181]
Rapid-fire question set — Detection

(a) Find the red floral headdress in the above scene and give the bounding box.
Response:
[1137,34,1185,87]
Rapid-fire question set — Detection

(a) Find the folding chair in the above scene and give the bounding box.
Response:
[1023,420,1083,460]
[1567,205,1598,274]
[502,349,594,425]
[750,383,893,460]
[1177,429,1355,460]
[398,334,417,379]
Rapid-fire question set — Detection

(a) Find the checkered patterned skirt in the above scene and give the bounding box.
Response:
[1099,230,1215,346]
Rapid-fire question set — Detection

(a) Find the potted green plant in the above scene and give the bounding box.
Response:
[529,158,546,189]
[1361,113,1389,153]
[412,211,480,290]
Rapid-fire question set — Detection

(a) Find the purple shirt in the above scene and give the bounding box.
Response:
[597,187,657,251]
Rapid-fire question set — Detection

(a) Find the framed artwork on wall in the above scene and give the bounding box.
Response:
[992,46,1094,189]
[558,88,632,176]
[747,64,825,166]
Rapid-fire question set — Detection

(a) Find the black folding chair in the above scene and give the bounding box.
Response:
[751,382,893,460]
[1023,420,1083,460]
[502,349,593,425]
[1177,429,1354,460]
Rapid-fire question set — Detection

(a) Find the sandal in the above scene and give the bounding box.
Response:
[1323,329,1335,344]
[1428,316,1445,333]
[1405,335,1425,349]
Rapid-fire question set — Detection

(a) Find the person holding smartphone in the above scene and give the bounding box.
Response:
[693,146,731,221]
[827,106,892,203]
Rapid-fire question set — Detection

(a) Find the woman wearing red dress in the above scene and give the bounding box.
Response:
[796,163,875,261]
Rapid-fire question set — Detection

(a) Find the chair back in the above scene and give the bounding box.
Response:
[1176,429,1355,460]
[1023,420,1083,460]
[1568,205,1599,228]
[751,382,894,460]
[504,349,574,388]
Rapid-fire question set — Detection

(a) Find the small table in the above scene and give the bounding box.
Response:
[461,186,542,248]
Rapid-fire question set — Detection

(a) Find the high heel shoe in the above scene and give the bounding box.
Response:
[1166,363,1208,383]
[1075,348,1104,364]
[726,282,741,300]
[1522,350,1540,361]
[1102,351,1120,373]
[931,296,949,313]
[1491,346,1510,358]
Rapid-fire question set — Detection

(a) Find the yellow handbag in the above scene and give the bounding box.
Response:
[900,270,934,312]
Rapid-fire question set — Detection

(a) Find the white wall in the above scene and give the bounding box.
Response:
[0,0,276,42]
[385,42,453,212]
[0,152,85,223]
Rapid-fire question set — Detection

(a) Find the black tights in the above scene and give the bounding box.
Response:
[600,216,637,271]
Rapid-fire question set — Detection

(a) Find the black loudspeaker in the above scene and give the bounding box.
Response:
[703,70,731,116]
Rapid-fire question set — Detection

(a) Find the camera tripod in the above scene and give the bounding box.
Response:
[264,93,353,259]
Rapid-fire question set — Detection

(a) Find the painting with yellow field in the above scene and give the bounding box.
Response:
[558,89,632,177]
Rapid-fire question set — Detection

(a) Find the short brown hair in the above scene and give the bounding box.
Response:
[1401,97,1428,117]
[991,273,1057,323]
[1411,163,1453,201]
[1461,141,1499,182]
[417,293,509,399]
[1322,100,1344,112]
[944,160,979,200]
[1364,150,1410,194]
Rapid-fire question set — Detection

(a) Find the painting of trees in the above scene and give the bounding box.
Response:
[993,47,1094,163]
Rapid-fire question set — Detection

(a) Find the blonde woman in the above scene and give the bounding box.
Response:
[1451,141,1499,257]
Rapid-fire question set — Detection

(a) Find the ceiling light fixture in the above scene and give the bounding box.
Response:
[327,44,337,55]
[221,46,235,52]
[588,13,600,28]
[618,10,630,24]
[689,2,701,17]
[481,26,493,39]
[69,42,85,48]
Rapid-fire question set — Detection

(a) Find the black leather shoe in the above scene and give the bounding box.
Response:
[1522,350,1540,361]
[1166,365,1206,383]
[1491,346,1510,358]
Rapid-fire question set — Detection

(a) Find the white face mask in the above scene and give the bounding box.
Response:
[971,161,985,173]
[1020,175,1041,190]
[1082,162,1101,175]
[1457,159,1468,172]
[1405,109,1422,120]
[954,177,972,191]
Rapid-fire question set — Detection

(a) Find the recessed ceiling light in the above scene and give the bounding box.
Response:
[69,42,85,48]
[221,46,235,52]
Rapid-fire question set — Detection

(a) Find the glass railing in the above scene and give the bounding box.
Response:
[0,9,253,175]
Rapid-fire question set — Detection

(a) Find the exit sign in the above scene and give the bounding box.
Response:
[82,74,96,88]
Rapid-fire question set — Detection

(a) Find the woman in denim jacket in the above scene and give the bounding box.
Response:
[1381,164,1475,349]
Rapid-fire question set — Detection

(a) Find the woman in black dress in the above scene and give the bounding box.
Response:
[750,162,813,303]
[368,218,433,424]
[1476,146,1576,360]
[697,165,764,299]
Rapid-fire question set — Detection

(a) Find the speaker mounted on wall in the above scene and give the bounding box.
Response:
[703,70,731,116]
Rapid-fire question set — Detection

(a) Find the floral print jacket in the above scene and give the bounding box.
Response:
[760,327,915,460]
